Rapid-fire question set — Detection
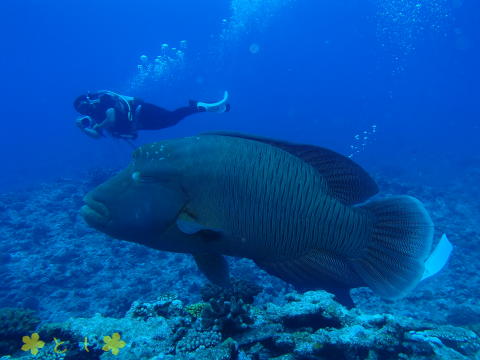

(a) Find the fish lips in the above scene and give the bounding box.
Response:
[80,197,111,229]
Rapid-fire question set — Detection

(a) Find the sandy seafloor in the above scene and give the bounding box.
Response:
[0,165,479,359]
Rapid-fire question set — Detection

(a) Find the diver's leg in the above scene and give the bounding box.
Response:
[136,102,200,130]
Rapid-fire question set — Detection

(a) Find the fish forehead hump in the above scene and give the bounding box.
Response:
[133,134,319,184]
[131,137,203,181]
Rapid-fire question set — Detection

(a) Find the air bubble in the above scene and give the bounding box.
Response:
[249,43,260,54]
[129,41,188,91]
[374,0,451,72]
[348,124,378,158]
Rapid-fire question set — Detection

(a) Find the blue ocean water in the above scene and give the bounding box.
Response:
[0,0,478,190]
[0,0,479,359]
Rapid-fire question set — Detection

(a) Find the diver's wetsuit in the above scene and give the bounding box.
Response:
[81,91,200,139]
[136,102,200,130]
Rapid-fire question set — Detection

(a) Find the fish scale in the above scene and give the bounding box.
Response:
[184,136,368,263]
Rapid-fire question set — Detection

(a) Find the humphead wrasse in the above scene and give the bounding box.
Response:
[81,133,434,306]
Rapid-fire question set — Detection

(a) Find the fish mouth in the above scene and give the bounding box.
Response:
[80,197,110,228]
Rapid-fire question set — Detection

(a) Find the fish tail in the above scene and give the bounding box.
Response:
[354,196,434,299]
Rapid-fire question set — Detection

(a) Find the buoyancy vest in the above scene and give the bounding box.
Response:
[90,90,143,139]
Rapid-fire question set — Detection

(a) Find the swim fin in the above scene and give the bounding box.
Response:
[421,234,453,281]
[197,91,230,113]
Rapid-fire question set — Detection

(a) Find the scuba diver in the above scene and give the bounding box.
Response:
[73,90,230,140]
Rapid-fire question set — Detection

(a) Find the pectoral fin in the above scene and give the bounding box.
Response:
[193,253,230,287]
[176,213,222,235]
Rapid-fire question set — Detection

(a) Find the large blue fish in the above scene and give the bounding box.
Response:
[81,133,433,306]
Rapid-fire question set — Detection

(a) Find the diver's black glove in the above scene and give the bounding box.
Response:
[76,116,102,139]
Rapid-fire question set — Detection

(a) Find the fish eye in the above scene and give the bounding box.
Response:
[132,171,141,182]
[131,171,158,184]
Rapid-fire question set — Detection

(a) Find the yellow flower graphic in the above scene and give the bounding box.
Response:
[21,332,45,355]
[53,337,67,354]
[102,332,126,356]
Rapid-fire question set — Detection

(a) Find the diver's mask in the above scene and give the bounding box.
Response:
[75,93,100,115]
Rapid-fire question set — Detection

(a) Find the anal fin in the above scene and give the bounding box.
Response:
[255,249,363,308]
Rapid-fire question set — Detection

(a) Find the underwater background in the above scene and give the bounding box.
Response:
[0,0,479,359]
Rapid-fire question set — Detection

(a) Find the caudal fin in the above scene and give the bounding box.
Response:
[354,196,434,299]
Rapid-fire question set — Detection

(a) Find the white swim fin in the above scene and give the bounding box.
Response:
[197,91,230,113]
[421,234,453,281]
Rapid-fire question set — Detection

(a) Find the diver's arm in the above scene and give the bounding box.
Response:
[77,123,102,138]
[94,107,116,131]
[82,127,102,139]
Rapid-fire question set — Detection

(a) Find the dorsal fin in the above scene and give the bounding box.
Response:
[202,132,378,205]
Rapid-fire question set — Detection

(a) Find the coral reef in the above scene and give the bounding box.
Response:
[0,169,479,358]
[0,308,40,356]
[2,290,480,359]
[199,280,261,337]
